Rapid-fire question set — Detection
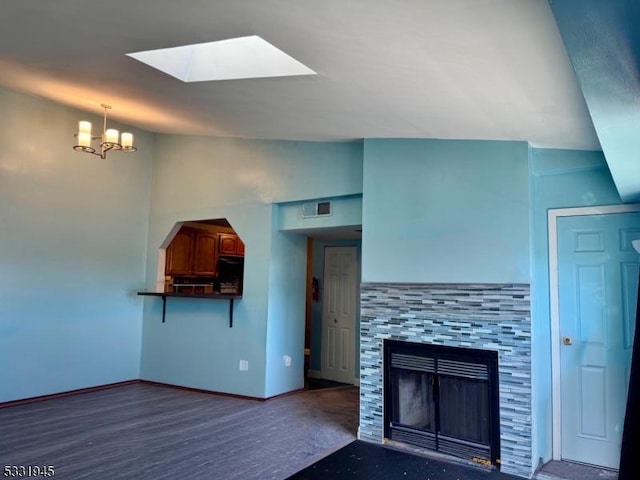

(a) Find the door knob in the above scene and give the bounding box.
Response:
[562,336,573,346]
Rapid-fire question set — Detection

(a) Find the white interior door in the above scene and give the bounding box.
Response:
[321,246,357,384]
[557,212,640,468]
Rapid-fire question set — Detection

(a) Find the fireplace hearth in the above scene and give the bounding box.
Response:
[359,283,532,478]
[384,339,500,467]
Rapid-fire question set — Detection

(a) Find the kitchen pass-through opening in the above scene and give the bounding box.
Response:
[384,339,501,468]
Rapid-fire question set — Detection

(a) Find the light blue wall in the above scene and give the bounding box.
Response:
[265,225,308,397]
[0,88,153,402]
[140,203,274,395]
[529,147,621,465]
[140,135,362,398]
[362,139,530,283]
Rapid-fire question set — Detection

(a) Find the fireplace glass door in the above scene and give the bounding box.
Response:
[439,375,490,445]
[392,369,436,433]
[384,340,500,467]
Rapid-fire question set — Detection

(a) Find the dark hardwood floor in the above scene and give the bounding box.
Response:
[0,383,359,480]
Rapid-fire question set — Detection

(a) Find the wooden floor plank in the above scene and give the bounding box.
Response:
[0,383,359,480]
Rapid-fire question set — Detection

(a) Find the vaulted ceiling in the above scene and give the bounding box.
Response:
[550,0,640,202]
[0,1,637,200]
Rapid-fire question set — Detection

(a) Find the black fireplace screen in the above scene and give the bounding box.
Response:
[384,340,500,467]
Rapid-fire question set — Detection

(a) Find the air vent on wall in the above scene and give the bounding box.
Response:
[302,200,332,218]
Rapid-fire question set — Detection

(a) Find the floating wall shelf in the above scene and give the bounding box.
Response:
[137,292,241,327]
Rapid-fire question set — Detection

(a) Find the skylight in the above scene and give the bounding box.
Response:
[126,35,316,82]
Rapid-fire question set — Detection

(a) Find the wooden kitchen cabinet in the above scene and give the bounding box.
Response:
[165,227,195,275]
[192,231,218,275]
[236,237,245,256]
[218,233,245,256]
[165,227,218,276]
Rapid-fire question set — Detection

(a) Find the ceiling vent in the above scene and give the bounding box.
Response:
[302,200,332,218]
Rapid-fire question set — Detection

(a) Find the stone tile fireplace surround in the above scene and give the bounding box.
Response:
[359,283,532,478]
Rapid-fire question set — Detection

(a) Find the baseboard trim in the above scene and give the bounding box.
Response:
[265,387,308,401]
[307,370,360,387]
[139,380,307,402]
[0,380,140,409]
[1,379,313,408]
[139,380,267,401]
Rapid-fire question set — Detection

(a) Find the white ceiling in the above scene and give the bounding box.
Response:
[0,0,599,149]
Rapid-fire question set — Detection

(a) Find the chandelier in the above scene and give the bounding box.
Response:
[73,104,137,159]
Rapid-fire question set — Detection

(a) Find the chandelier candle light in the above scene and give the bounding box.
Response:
[73,104,136,159]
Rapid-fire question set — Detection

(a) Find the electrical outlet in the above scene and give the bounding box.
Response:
[283,355,292,367]
[239,360,249,371]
